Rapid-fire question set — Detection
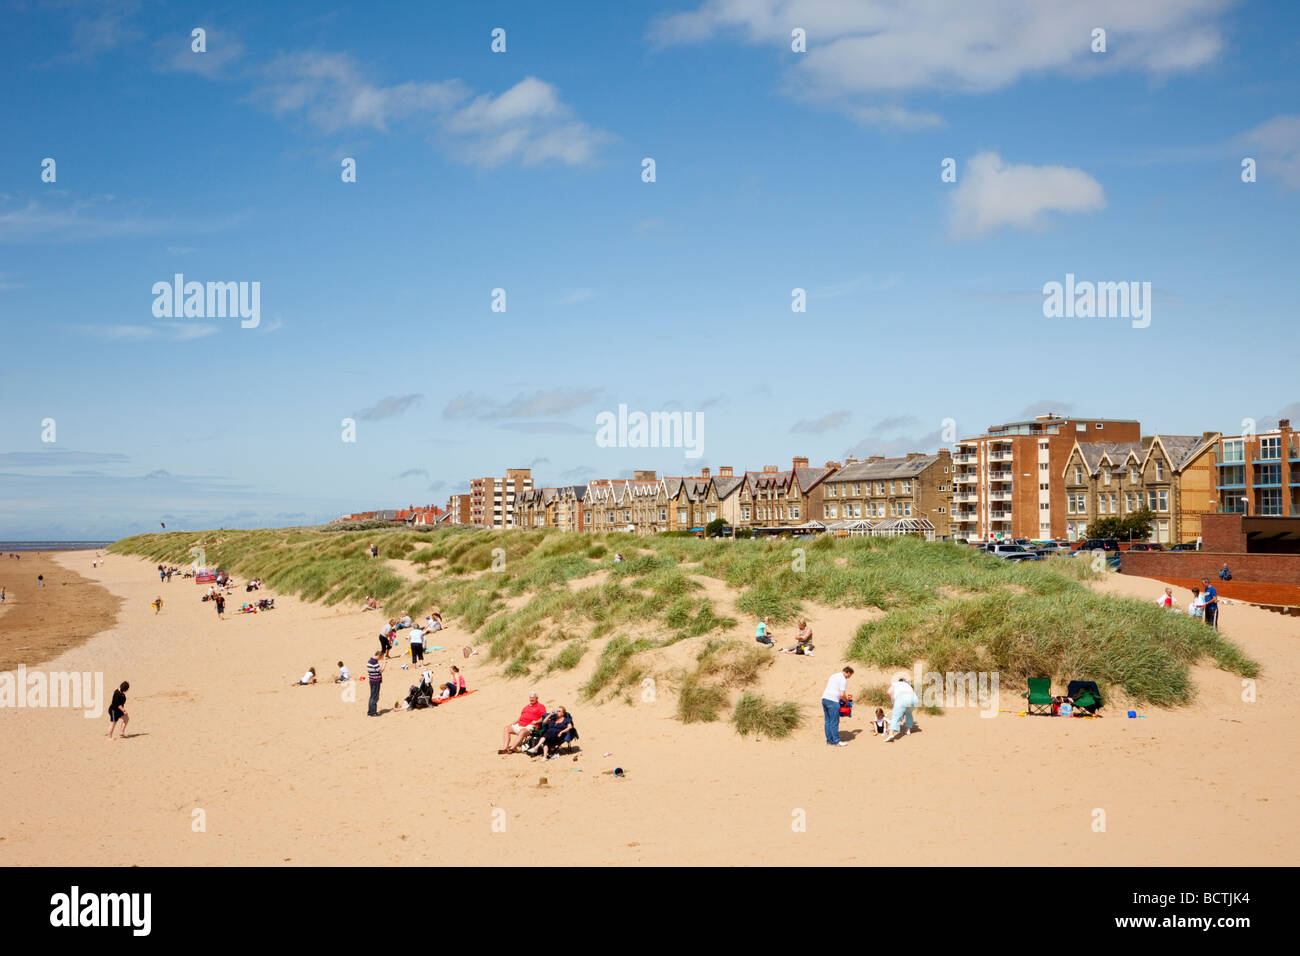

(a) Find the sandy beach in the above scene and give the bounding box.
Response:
[2,549,1297,866]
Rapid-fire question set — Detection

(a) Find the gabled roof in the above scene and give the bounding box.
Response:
[1152,434,1216,471]
[832,455,938,481]
[711,475,744,499]
[793,466,833,491]
[1075,441,1142,474]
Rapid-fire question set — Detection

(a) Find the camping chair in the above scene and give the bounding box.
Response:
[521,712,580,757]
[1066,680,1102,715]
[1024,677,1054,716]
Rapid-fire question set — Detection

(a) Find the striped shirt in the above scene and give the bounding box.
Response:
[366,657,382,683]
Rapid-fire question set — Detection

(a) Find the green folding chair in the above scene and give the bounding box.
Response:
[1025,677,1054,716]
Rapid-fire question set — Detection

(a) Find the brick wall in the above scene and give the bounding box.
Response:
[1121,550,1300,585]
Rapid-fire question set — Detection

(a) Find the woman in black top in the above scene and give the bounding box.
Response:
[107,681,129,739]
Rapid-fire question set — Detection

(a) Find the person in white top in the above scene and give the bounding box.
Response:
[886,675,918,742]
[293,667,317,685]
[1155,587,1177,609]
[821,666,854,746]
[334,662,350,683]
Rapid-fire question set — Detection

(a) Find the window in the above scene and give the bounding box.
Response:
[1074,466,1083,484]
[1103,469,1111,485]
[852,503,861,518]
[742,507,751,520]
[937,507,946,514]
[876,482,885,495]
[1109,494,1117,513]
[889,481,896,495]
[1260,464,1281,485]
[1130,466,1138,483]
[659,508,666,521]
[1219,464,1246,486]
[1261,436,1281,460]
[1040,462,1049,471]
[900,480,912,493]
[1095,423,1104,430]
[1067,497,1075,514]
[1155,461,1165,481]
[1039,441,1049,450]
[707,510,716,522]
[1040,502,1049,511]
[853,483,861,496]
[1039,482,1049,491]
[1261,488,1282,515]
[1076,423,1086,432]
[1125,492,1134,512]
[1221,440,1244,463]
[1146,491,1157,511]
[827,484,836,497]
[903,502,912,517]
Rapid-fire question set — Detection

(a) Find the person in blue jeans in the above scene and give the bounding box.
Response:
[821,666,853,746]
[366,652,384,716]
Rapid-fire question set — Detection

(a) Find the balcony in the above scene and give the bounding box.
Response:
[989,450,1014,462]
[990,511,1012,521]
[989,490,1012,502]
[951,512,976,522]
[953,453,976,464]
[954,473,978,484]
[989,469,1013,482]
[952,491,978,503]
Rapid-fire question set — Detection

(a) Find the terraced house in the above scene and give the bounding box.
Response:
[1061,433,1219,543]
[820,450,954,540]
[583,478,629,532]
[554,484,587,532]
[738,457,835,532]
[514,487,557,529]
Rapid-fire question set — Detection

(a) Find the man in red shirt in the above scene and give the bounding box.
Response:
[500,692,546,753]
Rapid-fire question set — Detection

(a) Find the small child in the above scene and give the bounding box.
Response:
[293,667,317,686]
[873,707,888,737]
[334,661,350,683]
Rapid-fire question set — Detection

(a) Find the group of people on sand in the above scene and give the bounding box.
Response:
[822,667,919,747]
[755,617,815,656]
[374,612,444,663]
[1155,576,1222,628]
[497,692,575,760]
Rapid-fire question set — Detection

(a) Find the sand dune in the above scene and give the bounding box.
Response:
[1,550,1296,866]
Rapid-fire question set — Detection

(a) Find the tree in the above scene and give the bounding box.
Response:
[1119,507,1155,541]
[705,518,728,538]
[1084,516,1124,539]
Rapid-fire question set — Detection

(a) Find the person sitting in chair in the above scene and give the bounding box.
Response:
[499,692,546,754]
[534,706,574,759]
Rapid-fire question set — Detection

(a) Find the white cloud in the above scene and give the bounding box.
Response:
[556,288,595,305]
[652,0,1235,126]
[790,410,851,434]
[1239,114,1300,190]
[252,55,609,167]
[86,323,220,342]
[155,26,245,77]
[948,151,1105,240]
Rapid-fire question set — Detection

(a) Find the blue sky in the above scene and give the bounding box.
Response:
[1,0,1298,539]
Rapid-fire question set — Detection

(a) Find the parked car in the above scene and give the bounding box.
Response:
[986,543,1042,561]
[1033,541,1070,557]
[1127,542,1164,551]
[1169,541,1201,551]
[1072,538,1120,556]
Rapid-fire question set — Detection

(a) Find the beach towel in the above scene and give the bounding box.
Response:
[431,689,476,706]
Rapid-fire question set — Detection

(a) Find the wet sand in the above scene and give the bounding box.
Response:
[0,551,121,673]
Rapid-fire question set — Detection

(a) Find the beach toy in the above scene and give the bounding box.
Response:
[602,751,613,757]
[613,767,624,778]
[401,664,408,670]
[1127,710,1137,718]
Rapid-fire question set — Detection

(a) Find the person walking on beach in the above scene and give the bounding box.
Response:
[366,651,384,716]
[1201,577,1219,629]
[821,666,853,746]
[153,596,163,615]
[214,592,226,620]
[886,674,919,742]
[37,574,43,588]
[107,681,130,739]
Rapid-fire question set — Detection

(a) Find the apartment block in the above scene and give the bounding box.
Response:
[469,468,533,528]
[1212,418,1300,519]
[445,494,472,525]
[820,450,954,539]
[951,414,1141,541]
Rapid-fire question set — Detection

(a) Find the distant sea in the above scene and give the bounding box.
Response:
[0,541,115,552]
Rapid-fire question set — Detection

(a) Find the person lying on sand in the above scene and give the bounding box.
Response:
[500,692,547,753]
[293,667,317,685]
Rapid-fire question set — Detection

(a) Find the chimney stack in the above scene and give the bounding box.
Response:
[792,456,809,470]
[719,466,733,477]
